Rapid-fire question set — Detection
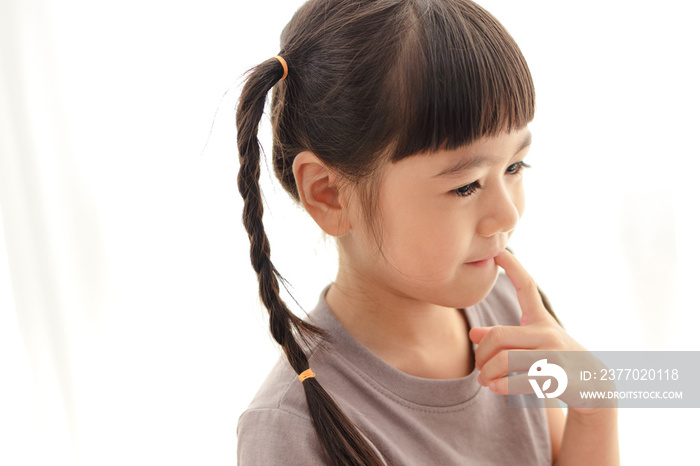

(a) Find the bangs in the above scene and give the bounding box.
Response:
[386,0,535,161]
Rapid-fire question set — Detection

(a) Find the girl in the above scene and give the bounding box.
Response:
[236,0,619,464]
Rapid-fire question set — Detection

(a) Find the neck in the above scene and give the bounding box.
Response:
[325,266,474,379]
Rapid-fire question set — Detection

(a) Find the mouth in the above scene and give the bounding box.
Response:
[465,257,494,267]
[465,249,504,266]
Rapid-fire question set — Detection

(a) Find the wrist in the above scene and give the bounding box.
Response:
[567,406,618,425]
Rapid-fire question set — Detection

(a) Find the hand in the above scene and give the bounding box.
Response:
[469,249,612,413]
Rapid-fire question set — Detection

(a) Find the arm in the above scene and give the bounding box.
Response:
[554,408,619,466]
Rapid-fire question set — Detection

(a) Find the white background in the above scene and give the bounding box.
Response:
[1,0,698,464]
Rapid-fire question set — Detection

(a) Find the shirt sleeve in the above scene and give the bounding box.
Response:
[237,408,328,466]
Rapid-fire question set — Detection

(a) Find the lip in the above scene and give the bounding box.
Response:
[465,249,504,265]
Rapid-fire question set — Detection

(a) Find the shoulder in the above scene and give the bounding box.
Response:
[237,406,326,465]
[238,287,345,465]
[237,357,326,465]
[468,272,522,327]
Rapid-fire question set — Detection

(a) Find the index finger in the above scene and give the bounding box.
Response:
[494,249,549,325]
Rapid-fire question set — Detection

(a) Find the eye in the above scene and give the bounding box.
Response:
[451,162,530,198]
[452,181,482,198]
[506,161,531,175]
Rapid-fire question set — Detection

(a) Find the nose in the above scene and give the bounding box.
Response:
[476,181,521,238]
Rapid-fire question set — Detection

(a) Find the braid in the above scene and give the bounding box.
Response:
[236,57,384,466]
[236,57,320,369]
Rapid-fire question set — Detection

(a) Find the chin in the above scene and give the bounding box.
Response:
[417,266,498,309]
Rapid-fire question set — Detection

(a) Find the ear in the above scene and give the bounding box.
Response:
[292,151,352,236]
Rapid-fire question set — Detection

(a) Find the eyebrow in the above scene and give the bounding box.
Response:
[432,132,533,178]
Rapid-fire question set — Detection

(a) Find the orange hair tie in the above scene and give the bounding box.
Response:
[272,55,288,81]
[298,368,315,382]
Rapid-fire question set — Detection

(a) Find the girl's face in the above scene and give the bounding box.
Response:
[341,127,531,309]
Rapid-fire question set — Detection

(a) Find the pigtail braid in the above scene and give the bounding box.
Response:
[236,58,385,466]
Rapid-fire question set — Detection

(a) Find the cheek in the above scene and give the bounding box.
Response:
[378,197,475,279]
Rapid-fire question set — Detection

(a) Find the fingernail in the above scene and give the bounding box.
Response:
[489,381,496,391]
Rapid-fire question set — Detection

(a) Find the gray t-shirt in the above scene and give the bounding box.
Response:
[237,273,551,465]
